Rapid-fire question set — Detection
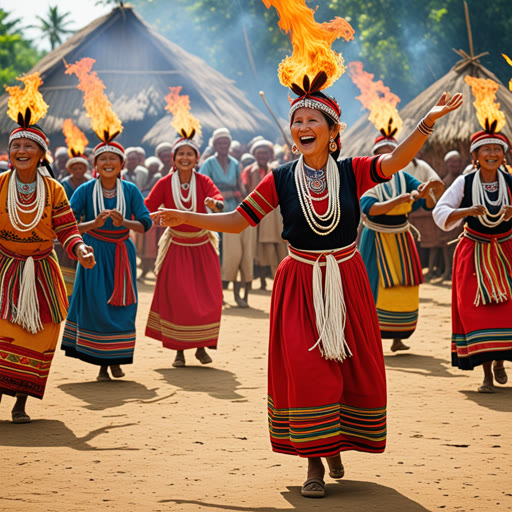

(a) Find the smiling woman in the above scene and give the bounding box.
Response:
[0,75,95,423]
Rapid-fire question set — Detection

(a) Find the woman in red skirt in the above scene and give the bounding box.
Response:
[144,131,224,368]
[152,76,462,497]
[433,128,512,393]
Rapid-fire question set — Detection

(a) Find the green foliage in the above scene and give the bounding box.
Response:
[0,9,42,88]
[30,5,74,50]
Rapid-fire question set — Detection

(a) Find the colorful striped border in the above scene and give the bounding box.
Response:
[146,311,220,343]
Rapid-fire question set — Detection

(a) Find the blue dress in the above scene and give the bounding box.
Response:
[61,179,152,365]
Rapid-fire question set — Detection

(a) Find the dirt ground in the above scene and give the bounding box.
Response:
[1,279,511,512]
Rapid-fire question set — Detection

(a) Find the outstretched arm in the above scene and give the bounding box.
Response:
[150,209,249,234]
[381,93,463,177]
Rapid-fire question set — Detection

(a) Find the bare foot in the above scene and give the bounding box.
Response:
[195,347,212,365]
[12,394,31,423]
[391,339,410,352]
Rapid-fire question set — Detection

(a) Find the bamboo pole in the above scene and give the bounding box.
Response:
[259,91,292,147]
[464,1,474,59]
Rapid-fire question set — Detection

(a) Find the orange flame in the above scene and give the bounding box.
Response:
[65,57,123,142]
[349,62,402,136]
[465,75,506,132]
[262,0,354,90]
[62,119,88,157]
[503,54,512,91]
[165,86,202,138]
[6,72,49,125]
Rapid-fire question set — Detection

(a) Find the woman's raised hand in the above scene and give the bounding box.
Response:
[110,209,124,227]
[425,92,463,124]
[150,208,188,227]
[94,210,110,228]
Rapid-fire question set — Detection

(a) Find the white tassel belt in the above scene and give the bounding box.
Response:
[154,227,219,276]
[363,218,421,241]
[288,243,357,362]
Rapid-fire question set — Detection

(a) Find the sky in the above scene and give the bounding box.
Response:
[2,0,112,51]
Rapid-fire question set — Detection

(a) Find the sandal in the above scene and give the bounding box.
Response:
[195,348,212,365]
[97,367,111,381]
[173,352,185,368]
[110,365,125,378]
[493,365,508,385]
[12,411,31,424]
[477,384,496,393]
[328,463,345,479]
[301,478,325,498]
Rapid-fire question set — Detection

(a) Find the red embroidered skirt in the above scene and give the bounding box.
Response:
[268,247,387,458]
[145,231,222,350]
[452,228,512,370]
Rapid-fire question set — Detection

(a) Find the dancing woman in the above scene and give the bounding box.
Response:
[359,134,442,352]
[433,122,512,392]
[61,140,151,381]
[145,130,224,368]
[0,78,95,422]
[152,68,462,496]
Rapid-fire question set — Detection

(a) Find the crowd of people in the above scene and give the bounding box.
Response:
[1,57,511,504]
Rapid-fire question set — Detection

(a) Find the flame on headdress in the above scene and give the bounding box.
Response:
[65,57,123,143]
[465,75,506,134]
[262,0,354,92]
[503,54,512,92]
[165,86,202,139]
[62,119,88,157]
[6,72,49,128]
[349,62,402,137]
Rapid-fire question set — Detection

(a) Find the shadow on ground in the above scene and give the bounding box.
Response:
[58,380,161,411]
[460,387,512,412]
[160,480,431,511]
[0,419,137,451]
[155,367,245,400]
[384,353,459,378]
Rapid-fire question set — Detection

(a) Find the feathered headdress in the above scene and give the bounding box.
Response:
[165,86,201,158]
[348,61,402,152]
[6,73,50,152]
[62,119,89,169]
[65,58,125,160]
[465,75,509,153]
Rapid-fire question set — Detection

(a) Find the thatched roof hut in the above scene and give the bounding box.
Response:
[340,54,512,175]
[0,5,276,151]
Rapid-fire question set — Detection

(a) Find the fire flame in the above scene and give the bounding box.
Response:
[6,72,49,125]
[62,119,88,157]
[465,75,506,133]
[65,58,123,142]
[503,54,512,91]
[349,62,402,136]
[165,86,202,138]
[262,0,354,90]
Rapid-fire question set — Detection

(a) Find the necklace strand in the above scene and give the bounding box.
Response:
[294,155,341,236]
[93,178,126,218]
[172,171,197,212]
[472,169,509,228]
[7,170,46,232]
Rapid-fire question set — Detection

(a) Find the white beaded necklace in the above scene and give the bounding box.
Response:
[171,170,197,212]
[375,171,406,202]
[294,154,340,236]
[93,177,126,218]
[7,169,46,232]
[472,169,509,228]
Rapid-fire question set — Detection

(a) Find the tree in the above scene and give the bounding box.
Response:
[0,9,42,88]
[31,6,74,50]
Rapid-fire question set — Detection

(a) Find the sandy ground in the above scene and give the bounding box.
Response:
[1,278,511,512]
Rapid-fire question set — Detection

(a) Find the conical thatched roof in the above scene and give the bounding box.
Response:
[340,56,512,175]
[0,5,276,151]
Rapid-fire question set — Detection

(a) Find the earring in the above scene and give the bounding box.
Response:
[475,160,481,169]
[291,144,300,155]
[329,138,337,153]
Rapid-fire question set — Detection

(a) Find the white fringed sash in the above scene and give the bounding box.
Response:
[288,243,357,362]
[154,228,219,276]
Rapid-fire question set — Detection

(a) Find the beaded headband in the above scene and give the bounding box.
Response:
[93,142,125,160]
[172,137,200,159]
[470,131,509,153]
[66,155,89,169]
[372,135,398,153]
[9,127,49,152]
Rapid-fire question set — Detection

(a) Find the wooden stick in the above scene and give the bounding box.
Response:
[464,1,475,59]
[259,91,292,147]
